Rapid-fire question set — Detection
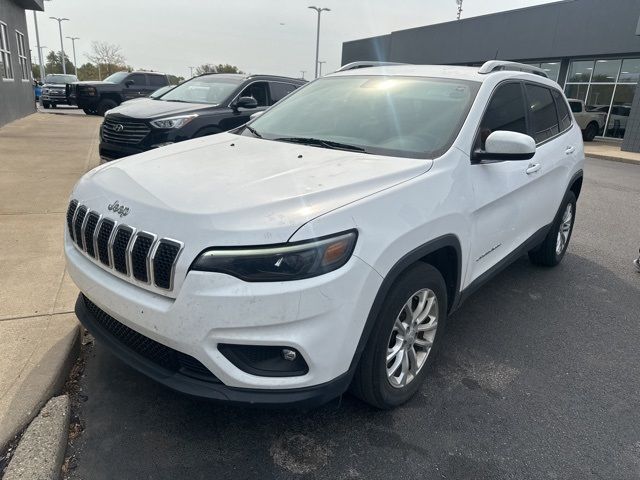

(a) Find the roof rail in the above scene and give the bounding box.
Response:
[336,61,405,72]
[478,60,548,78]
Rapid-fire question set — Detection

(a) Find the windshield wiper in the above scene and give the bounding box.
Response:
[244,125,262,138]
[163,99,188,103]
[272,137,365,153]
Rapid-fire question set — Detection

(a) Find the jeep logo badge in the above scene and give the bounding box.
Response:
[113,124,124,132]
[108,201,130,217]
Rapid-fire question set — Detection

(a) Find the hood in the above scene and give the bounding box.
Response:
[73,81,110,86]
[73,133,431,247]
[43,83,66,88]
[107,98,217,119]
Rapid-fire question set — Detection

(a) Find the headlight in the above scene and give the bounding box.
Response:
[150,114,198,129]
[42,88,49,94]
[191,230,357,281]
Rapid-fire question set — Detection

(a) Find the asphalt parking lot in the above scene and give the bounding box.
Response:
[65,158,640,480]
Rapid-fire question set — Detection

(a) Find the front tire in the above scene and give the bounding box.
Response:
[42,102,50,109]
[97,99,117,116]
[529,191,577,267]
[583,122,598,142]
[351,263,447,409]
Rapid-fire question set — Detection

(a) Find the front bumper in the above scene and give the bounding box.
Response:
[40,92,69,105]
[99,140,145,161]
[65,235,382,404]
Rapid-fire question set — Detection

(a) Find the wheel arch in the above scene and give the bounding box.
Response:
[347,234,462,376]
[569,170,583,199]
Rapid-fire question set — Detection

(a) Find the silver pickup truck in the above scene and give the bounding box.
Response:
[567,99,607,141]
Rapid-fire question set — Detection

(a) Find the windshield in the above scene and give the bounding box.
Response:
[103,72,129,83]
[160,75,242,104]
[245,76,479,159]
[44,74,77,84]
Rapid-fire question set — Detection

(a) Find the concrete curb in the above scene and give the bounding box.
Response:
[2,396,70,480]
[0,321,80,453]
[585,152,640,166]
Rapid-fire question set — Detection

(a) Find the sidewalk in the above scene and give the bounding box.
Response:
[584,139,640,165]
[0,112,101,454]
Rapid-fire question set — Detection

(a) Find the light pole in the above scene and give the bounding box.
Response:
[66,36,79,76]
[188,66,195,77]
[308,6,330,78]
[300,70,306,79]
[49,17,69,74]
[39,46,48,76]
[456,0,463,20]
[318,61,326,76]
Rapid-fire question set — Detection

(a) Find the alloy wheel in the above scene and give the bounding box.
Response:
[556,203,573,255]
[386,288,438,388]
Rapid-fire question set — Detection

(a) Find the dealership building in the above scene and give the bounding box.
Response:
[341,0,640,152]
[0,0,42,127]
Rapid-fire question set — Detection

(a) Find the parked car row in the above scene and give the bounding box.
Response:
[97,72,305,161]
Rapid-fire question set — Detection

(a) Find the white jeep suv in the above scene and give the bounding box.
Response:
[65,61,584,409]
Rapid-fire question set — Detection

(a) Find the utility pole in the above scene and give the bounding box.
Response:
[308,6,330,78]
[188,66,195,77]
[39,46,48,76]
[49,17,69,74]
[33,12,44,80]
[66,36,79,76]
[300,70,306,79]
[318,61,326,76]
[456,0,463,20]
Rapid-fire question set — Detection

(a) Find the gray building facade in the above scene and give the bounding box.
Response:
[341,0,640,152]
[0,0,43,127]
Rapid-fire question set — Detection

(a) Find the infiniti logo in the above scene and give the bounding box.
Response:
[108,201,130,217]
[113,124,124,132]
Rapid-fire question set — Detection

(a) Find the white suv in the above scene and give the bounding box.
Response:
[65,61,584,409]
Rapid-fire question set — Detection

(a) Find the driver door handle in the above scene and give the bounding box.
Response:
[565,146,576,155]
[526,162,541,175]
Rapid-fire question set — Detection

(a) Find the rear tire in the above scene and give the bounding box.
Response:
[97,99,118,116]
[351,263,447,409]
[583,122,598,142]
[83,107,97,115]
[528,191,577,267]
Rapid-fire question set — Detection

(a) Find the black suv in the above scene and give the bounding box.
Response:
[98,73,306,161]
[67,71,170,116]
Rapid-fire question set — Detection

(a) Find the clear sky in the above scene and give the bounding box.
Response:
[27,0,559,79]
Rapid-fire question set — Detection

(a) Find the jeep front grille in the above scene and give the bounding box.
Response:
[102,116,151,145]
[68,200,183,291]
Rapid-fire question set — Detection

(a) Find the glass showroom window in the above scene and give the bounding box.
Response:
[15,31,28,80]
[524,61,561,82]
[0,22,13,80]
[564,58,640,138]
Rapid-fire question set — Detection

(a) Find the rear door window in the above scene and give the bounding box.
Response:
[148,75,167,87]
[525,84,560,143]
[552,90,572,132]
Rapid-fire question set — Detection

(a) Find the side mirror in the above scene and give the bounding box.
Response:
[249,111,265,120]
[125,79,134,87]
[473,131,536,162]
[235,96,258,110]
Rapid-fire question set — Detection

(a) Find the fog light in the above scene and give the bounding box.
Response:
[282,348,297,361]
[218,344,308,377]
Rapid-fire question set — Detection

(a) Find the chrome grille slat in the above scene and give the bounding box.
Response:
[68,200,183,292]
[102,117,151,145]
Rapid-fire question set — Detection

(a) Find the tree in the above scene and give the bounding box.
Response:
[77,62,99,81]
[194,63,243,76]
[45,51,75,75]
[86,41,126,78]
[31,64,40,81]
[167,74,185,85]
